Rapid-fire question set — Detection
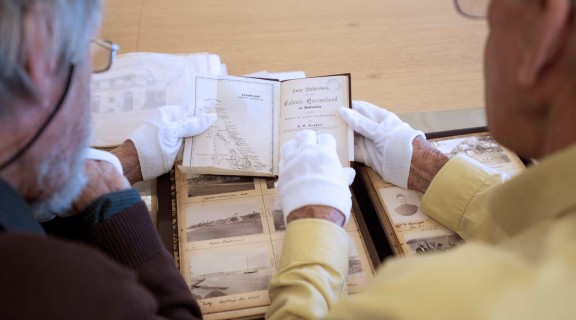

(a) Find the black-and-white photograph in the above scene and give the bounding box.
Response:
[265,178,277,190]
[185,198,264,242]
[186,244,273,299]
[265,195,285,232]
[406,234,464,255]
[393,193,419,216]
[271,208,285,232]
[434,134,511,166]
[378,187,426,224]
[186,175,256,198]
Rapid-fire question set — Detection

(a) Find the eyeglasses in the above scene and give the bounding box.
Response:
[454,0,491,19]
[90,39,119,73]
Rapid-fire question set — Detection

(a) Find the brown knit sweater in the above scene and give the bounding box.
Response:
[0,179,202,319]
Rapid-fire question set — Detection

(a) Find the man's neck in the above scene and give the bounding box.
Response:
[537,22,576,158]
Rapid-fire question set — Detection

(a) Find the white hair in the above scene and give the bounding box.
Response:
[29,97,92,222]
[0,0,102,219]
[0,0,102,109]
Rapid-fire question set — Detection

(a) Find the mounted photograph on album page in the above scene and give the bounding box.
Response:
[180,73,353,177]
[173,169,375,319]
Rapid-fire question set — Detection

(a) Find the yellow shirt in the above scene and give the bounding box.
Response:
[267,144,576,320]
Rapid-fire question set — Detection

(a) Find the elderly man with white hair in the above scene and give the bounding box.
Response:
[0,1,216,318]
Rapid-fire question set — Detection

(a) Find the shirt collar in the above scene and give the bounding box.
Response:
[0,178,45,235]
[489,144,576,236]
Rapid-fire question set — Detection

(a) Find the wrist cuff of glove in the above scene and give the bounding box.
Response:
[280,179,352,225]
[129,125,167,181]
[383,127,425,189]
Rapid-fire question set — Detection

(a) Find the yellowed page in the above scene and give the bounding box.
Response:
[278,75,353,169]
[175,170,374,317]
[182,74,281,177]
[367,132,526,256]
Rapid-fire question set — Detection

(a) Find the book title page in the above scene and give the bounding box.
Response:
[279,75,352,167]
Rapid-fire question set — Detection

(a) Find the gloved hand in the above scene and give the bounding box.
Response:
[278,130,356,225]
[339,100,424,189]
[129,105,217,181]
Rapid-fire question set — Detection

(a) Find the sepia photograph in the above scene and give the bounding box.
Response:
[260,177,278,195]
[265,178,277,190]
[186,174,256,198]
[378,187,427,224]
[186,244,274,299]
[264,194,285,232]
[184,198,265,242]
[432,134,511,166]
[406,233,464,255]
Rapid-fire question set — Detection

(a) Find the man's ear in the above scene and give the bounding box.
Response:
[518,0,572,87]
[23,7,55,103]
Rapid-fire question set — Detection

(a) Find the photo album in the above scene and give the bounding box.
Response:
[172,169,375,319]
[357,132,526,256]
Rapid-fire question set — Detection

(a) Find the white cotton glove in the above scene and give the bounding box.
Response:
[278,130,356,225]
[129,105,217,181]
[339,100,424,189]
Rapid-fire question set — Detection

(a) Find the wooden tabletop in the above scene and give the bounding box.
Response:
[101,0,488,114]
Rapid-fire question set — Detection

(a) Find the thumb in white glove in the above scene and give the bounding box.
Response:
[278,130,356,226]
[129,105,217,181]
[339,100,424,189]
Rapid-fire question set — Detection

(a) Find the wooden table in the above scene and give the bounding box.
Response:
[101,0,492,290]
[102,0,487,116]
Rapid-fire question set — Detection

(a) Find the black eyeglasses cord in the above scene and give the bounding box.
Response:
[0,64,75,171]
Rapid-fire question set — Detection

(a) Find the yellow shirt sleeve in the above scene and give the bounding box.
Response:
[268,148,576,320]
[266,219,350,320]
[421,154,511,243]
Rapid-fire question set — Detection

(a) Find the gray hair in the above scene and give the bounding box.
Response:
[0,0,102,108]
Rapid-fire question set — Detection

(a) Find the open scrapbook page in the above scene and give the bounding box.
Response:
[359,132,527,256]
[173,169,374,319]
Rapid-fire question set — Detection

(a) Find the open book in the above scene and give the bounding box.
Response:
[171,169,374,319]
[180,74,353,177]
[357,132,526,256]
